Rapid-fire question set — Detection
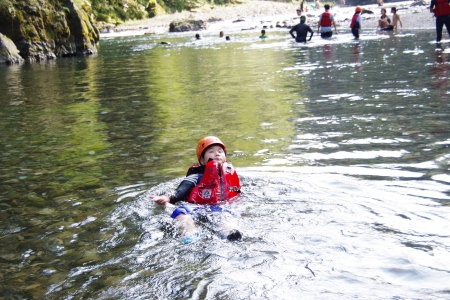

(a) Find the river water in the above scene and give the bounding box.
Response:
[1,28,450,299]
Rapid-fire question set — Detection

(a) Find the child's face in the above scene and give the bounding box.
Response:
[200,145,226,165]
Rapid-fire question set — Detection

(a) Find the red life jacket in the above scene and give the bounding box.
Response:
[320,12,332,27]
[350,13,360,28]
[434,0,450,17]
[188,160,241,205]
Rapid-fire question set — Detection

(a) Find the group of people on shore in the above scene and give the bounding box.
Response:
[291,1,450,43]
[290,4,403,43]
[194,1,449,45]
[376,7,403,32]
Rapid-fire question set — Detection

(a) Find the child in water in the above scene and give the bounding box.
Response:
[350,6,362,39]
[150,136,242,243]
[260,29,268,39]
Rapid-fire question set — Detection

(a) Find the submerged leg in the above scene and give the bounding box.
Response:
[444,16,450,39]
[175,214,197,237]
[215,213,242,241]
[436,17,444,42]
[171,204,202,243]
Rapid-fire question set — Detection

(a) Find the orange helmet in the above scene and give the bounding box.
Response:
[355,6,362,12]
[196,136,227,161]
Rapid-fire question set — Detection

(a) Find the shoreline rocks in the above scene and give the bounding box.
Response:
[169,19,208,32]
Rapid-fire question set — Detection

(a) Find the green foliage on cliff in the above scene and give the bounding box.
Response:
[90,0,149,23]
[0,0,69,42]
[89,0,239,23]
[0,0,241,31]
[0,0,98,59]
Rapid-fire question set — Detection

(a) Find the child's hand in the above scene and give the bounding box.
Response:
[149,195,170,205]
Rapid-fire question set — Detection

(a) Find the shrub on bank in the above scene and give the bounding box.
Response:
[90,0,243,23]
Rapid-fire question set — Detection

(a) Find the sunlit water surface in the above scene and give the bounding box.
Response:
[1,29,450,299]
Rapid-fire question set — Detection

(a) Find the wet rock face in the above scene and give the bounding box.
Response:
[0,0,99,62]
[0,33,23,63]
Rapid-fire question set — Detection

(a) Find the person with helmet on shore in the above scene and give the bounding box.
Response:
[290,16,314,43]
[430,0,450,42]
[150,136,242,243]
[350,6,362,39]
[317,4,338,38]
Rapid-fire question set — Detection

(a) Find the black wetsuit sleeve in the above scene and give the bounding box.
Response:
[168,165,204,204]
[290,26,296,39]
[430,0,436,8]
[169,179,196,204]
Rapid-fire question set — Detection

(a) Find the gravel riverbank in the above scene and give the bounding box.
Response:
[102,0,436,38]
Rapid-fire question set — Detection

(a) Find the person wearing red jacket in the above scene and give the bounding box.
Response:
[430,0,450,42]
[317,4,338,38]
[350,6,362,39]
[150,136,242,243]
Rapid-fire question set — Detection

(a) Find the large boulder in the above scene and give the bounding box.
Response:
[0,0,99,62]
[169,19,207,32]
[411,0,429,6]
[0,33,23,64]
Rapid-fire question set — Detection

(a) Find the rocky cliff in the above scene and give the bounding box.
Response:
[0,0,99,63]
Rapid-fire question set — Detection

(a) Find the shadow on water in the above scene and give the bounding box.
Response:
[1,29,450,298]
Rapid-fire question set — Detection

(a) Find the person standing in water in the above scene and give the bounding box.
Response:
[350,6,362,39]
[430,0,450,42]
[150,136,242,243]
[290,16,314,43]
[317,4,338,38]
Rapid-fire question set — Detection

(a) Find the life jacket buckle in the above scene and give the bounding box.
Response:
[229,186,241,193]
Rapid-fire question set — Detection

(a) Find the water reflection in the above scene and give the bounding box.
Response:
[430,44,450,104]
